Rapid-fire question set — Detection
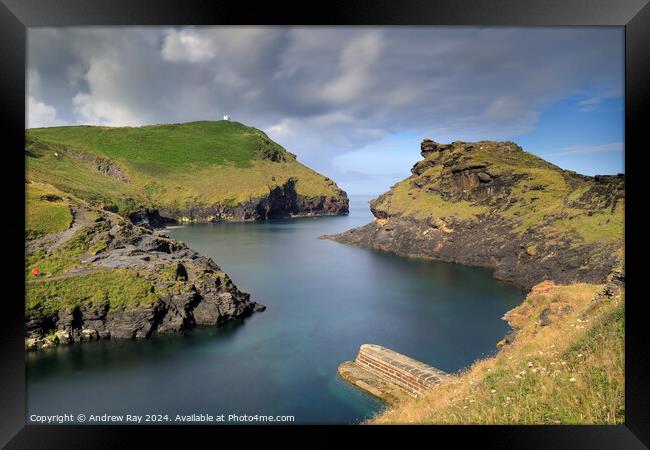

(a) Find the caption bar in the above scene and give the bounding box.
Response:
[29,413,296,424]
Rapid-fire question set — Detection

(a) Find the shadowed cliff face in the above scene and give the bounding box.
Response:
[325,140,624,289]
[155,178,349,223]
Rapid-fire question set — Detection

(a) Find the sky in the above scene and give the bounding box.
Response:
[27,26,624,195]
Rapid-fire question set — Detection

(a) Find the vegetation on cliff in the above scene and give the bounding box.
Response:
[371,272,624,424]
[375,140,623,246]
[26,120,348,221]
[27,270,159,320]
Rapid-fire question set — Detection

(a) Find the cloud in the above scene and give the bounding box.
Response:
[321,31,384,104]
[27,69,42,98]
[27,68,68,128]
[27,95,67,128]
[27,26,624,192]
[541,142,624,157]
[162,27,282,65]
[576,87,623,112]
[162,28,218,63]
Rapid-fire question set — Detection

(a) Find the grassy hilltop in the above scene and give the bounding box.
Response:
[26,120,347,223]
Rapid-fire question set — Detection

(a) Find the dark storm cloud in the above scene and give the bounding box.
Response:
[27,26,623,192]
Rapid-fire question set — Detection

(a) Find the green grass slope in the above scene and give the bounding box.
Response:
[26,182,74,239]
[372,275,624,424]
[27,121,346,217]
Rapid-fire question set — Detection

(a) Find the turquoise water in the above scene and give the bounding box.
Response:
[26,196,524,424]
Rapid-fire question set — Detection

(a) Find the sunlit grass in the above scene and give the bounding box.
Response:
[26,269,159,319]
[26,121,344,216]
[372,142,623,245]
[371,281,624,424]
[25,182,73,239]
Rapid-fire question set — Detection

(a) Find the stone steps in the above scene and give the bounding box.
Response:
[338,344,450,404]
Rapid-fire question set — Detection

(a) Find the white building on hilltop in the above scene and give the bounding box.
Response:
[223,114,231,121]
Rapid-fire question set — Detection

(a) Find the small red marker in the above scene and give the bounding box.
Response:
[31,267,39,276]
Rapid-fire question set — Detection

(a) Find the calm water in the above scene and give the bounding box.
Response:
[26,196,523,424]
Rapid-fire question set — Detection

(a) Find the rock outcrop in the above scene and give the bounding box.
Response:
[25,201,263,351]
[324,140,624,290]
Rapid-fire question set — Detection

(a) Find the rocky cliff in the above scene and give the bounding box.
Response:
[325,140,624,289]
[156,177,348,223]
[26,191,264,350]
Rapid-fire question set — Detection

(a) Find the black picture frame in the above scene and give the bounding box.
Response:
[1,0,647,447]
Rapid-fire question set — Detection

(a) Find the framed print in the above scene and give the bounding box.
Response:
[1,0,648,447]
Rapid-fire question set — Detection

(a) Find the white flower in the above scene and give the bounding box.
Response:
[491,389,496,394]
[569,377,576,382]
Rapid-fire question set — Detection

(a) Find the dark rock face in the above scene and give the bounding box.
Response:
[25,206,262,350]
[59,145,130,183]
[256,146,288,162]
[327,215,619,290]
[324,140,624,290]
[127,209,173,229]
[157,178,349,223]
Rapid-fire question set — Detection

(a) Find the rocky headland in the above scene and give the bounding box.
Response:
[26,193,264,350]
[324,139,624,289]
[26,121,349,225]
